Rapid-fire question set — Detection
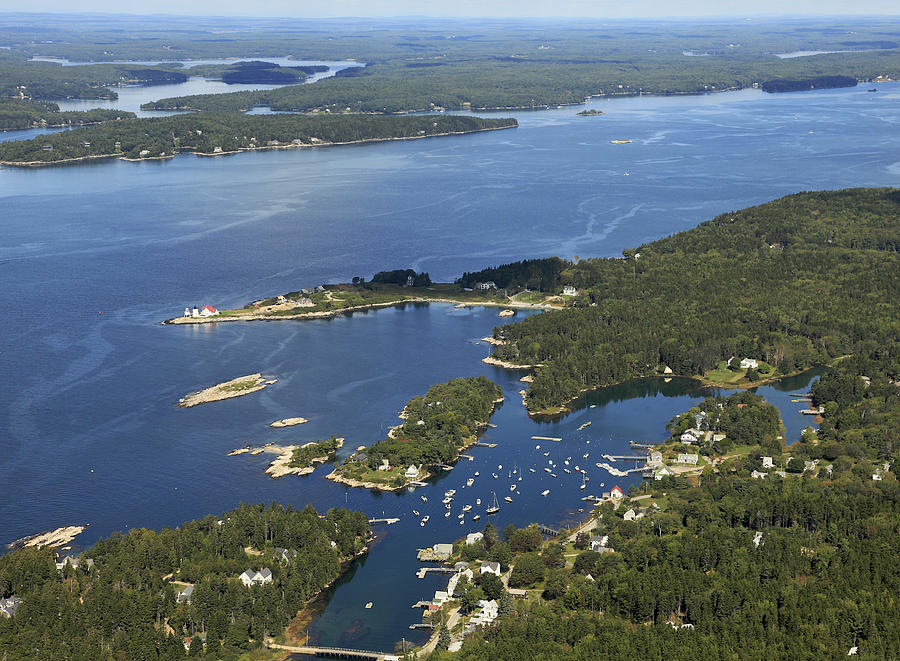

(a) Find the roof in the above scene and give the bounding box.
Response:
[201,306,218,313]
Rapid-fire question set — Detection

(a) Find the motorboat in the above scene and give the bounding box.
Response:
[541,490,550,496]
[504,496,513,503]
[462,504,472,512]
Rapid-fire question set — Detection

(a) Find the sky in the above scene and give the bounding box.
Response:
[2,0,899,19]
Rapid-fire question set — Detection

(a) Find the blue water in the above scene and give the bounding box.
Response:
[1,82,897,652]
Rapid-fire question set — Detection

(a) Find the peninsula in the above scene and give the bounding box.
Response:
[0,113,517,166]
[327,376,502,490]
[177,373,274,408]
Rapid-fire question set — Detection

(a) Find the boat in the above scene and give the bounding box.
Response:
[535,445,540,450]
[365,602,373,609]
[580,474,587,490]
[564,469,571,474]
[474,472,479,477]
[583,453,589,459]
[564,460,570,466]
[574,465,580,471]
[504,496,513,503]
[459,520,464,525]
[529,468,536,473]
[544,468,552,473]
[458,513,465,519]
[518,476,522,482]
[466,478,474,487]
[550,473,557,478]
[462,504,472,512]
[445,511,451,517]
[610,139,632,144]
[476,498,481,506]
[541,489,550,496]
[472,514,481,521]
[412,510,420,516]
[421,495,427,502]
[486,492,500,514]
[868,88,878,92]
[590,405,596,408]
[510,485,516,491]
[444,489,456,497]
[492,473,498,479]
[498,464,502,470]
[543,452,550,456]
[578,421,592,430]
[442,497,453,505]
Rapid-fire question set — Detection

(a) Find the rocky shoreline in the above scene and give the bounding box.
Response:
[8,524,88,550]
[177,373,275,407]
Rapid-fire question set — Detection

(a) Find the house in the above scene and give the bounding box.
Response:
[676,453,699,465]
[872,473,883,481]
[239,568,273,587]
[562,285,578,296]
[712,433,726,443]
[466,532,484,545]
[56,554,92,572]
[654,465,673,480]
[751,470,768,480]
[753,531,764,548]
[0,596,22,619]
[405,465,420,479]
[609,485,625,499]
[739,358,759,369]
[761,456,774,468]
[432,544,453,560]
[474,281,496,291]
[804,460,817,473]
[680,430,700,444]
[277,295,287,303]
[274,547,297,564]
[470,599,499,627]
[199,306,219,317]
[176,584,194,603]
[480,561,501,576]
[377,458,390,471]
[694,411,708,429]
[590,535,609,551]
[296,297,315,307]
[623,509,637,521]
[183,307,191,317]
[649,451,663,464]
[774,470,787,478]
[433,590,449,606]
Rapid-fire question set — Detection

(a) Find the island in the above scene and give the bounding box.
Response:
[269,416,308,428]
[576,109,604,116]
[327,376,503,490]
[177,373,274,408]
[0,113,517,166]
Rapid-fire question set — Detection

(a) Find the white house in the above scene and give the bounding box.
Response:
[480,561,501,576]
[654,465,673,480]
[199,306,219,317]
[761,456,774,468]
[466,532,484,545]
[433,590,449,606]
[590,535,609,552]
[712,433,726,443]
[405,465,420,479]
[239,568,273,587]
[609,485,625,499]
[474,281,497,290]
[432,544,454,560]
[562,285,578,296]
[676,453,699,465]
[649,451,664,464]
[680,430,699,444]
[751,470,768,480]
[623,509,637,521]
[0,597,23,619]
[176,584,194,603]
[739,358,759,369]
[377,458,390,471]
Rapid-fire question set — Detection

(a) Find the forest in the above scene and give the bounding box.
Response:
[430,348,899,659]
[0,113,517,163]
[484,188,900,413]
[333,376,503,486]
[0,99,134,130]
[0,503,370,660]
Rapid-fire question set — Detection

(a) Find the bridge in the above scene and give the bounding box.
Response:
[266,642,388,659]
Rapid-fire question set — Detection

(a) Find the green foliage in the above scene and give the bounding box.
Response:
[668,391,783,447]
[289,435,342,469]
[457,258,568,292]
[761,74,857,92]
[0,503,370,659]
[370,269,431,287]
[0,113,517,164]
[487,188,900,411]
[508,552,544,588]
[0,99,134,130]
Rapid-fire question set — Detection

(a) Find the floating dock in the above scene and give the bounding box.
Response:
[532,436,562,442]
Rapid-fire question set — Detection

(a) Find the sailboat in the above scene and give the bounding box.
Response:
[486,491,500,514]
[580,473,587,490]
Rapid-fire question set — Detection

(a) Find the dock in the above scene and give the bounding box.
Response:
[368,518,400,525]
[411,600,433,609]
[532,436,562,442]
[473,442,497,448]
[416,567,457,579]
[265,643,386,660]
[409,481,428,487]
[799,408,823,415]
[629,441,656,449]
[458,454,474,461]
[602,454,648,461]
[537,524,560,537]
[409,623,436,630]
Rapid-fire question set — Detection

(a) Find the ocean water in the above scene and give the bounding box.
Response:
[1,82,898,651]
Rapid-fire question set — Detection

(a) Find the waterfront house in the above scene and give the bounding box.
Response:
[609,485,624,499]
[199,306,219,317]
[176,584,194,603]
[680,430,700,444]
[377,458,390,471]
[480,561,501,576]
[0,596,22,618]
[466,532,484,545]
[433,590,449,606]
[654,465,673,480]
[277,295,286,303]
[676,453,699,465]
[562,285,578,296]
[183,307,191,317]
[694,411,708,429]
[296,297,315,307]
[405,465,420,479]
[432,544,454,560]
[739,358,759,369]
[649,451,664,464]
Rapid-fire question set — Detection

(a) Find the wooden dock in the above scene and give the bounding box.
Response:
[409,623,435,630]
[602,454,648,461]
[368,517,399,525]
[416,566,457,579]
[265,642,386,660]
[532,436,562,442]
[473,442,497,448]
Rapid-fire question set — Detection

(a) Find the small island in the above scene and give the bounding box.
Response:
[576,109,604,116]
[327,376,503,490]
[177,373,274,408]
[269,416,308,428]
[230,436,344,478]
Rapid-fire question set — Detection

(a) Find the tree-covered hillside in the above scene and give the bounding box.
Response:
[486,188,899,412]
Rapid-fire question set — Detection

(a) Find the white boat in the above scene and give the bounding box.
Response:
[518,476,522,482]
[535,445,541,450]
[444,489,456,497]
[466,478,474,487]
[564,460,570,466]
[574,465,580,471]
[476,498,481,506]
[445,511,451,517]
[564,469,571,474]
[458,513,465,519]
[443,497,453,505]
[412,509,420,516]
[541,489,550,496]
[492,473,498,479]
[504,496,513,503]
[421,495,427,502]
[510,485,516,491]
[462,504,472,512]
[472,514,481,521]
[529,468,536,473]
[550,473,557,478]
[544,468,552,473]
[580,474,587,490]
[583,453,589,459]
[486,492,500,514]
[543,452,550,456]
[498,464,503,470]
[474,472,480,477]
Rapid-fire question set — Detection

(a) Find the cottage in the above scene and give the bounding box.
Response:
[753,531,764,549]
[676,453,699,465]
[474,281,497,291]
[751,470,768,480]
[0,596,22,619]
[761,456,774,469]
[680,429,700,444]
[561,285,578,296]
[609,485,625,499]
[296,297,315,307]
[199,306,219,317]
[432,544,453,560]
[590,535,609,552]
[649,451,663,464]
[480,561,501,576]
[377,458,390,471]
[277,295,287,303]
[654,465,673,480]
[274,547,298,563]
[804,460,817,473]
[739,358,759,369]
[712,433,726,443]
[176,584,194,603]
[466,532,484,545]
[405,465,420,479]
[623,508,637,521]
[433,590,449,606]
[694,411,708,429]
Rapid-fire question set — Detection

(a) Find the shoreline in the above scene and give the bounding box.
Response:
[177,373,274,407]
[162,296,559,325]
[0,124,515,168]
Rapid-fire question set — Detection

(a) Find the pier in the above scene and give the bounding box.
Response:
[368,517,400,525]
[602,454,648,461]
[532,436,562,442]
[537,524,560,537]
[416,566,457,579]
[409,623,436,630]
[629,441,656,449]
[473,442,497,448]
[459,454,474,461]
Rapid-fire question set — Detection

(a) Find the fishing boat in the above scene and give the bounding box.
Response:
[486,492,500,514]
[504,496,513,503]
[458,513,465,519]
[492,472,498,479]
[462,504,472,512]
[459,519,464,525]
[421,515,429,524]
[510,485,516,491]
[541,489,550,496]
[442,497,453,505]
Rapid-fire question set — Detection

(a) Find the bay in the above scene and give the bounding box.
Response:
[0,82,897,651]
